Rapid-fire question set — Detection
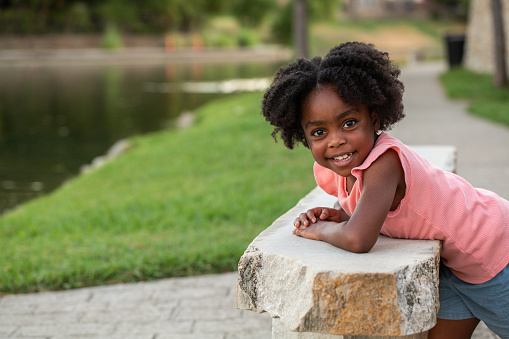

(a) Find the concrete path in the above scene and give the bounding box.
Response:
[0,272,272,339]
[0,61,506,338]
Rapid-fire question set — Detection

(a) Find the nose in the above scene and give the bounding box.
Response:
[328,130,346,148]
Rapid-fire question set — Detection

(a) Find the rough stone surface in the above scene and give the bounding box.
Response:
[237,146,451,337]
[237,188,441,336]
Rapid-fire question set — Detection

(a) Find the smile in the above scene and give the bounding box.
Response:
[332,153,352,161]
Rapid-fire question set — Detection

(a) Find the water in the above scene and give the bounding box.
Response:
[0,60,284,214]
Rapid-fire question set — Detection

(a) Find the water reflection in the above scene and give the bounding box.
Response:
[0,60,284,214]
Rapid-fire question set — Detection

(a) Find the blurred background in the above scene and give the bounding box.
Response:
[0,0,469,214]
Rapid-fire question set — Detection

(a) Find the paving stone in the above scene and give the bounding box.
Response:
[194,315,272,333]
[0,325,17,338]
[0,313,81,326]
[80,306,164,324]
[52,336,154,339]
[172,305,244,321]
[12,323,115,337]
[88,288,152,304]
[226,331,272,339]
[156,334,225,339]
[168,295,231,308]
[110,320,194,336]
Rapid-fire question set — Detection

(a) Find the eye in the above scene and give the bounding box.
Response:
[343,119,357,129]
[311,129,326,137]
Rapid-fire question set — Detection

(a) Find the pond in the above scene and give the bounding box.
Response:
[0,59,285,214]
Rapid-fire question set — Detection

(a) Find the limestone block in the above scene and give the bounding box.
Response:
[237,145,453,336]
[237,186,441,337]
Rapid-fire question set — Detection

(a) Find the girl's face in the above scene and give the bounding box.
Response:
[301,84,380,178]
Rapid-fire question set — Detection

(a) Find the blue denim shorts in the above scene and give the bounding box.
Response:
[438,262,509,338]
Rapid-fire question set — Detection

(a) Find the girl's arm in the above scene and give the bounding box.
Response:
[293,150,404,253]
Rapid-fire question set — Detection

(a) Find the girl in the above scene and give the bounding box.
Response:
[261,42,509,339]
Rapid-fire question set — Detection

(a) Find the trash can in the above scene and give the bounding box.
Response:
[444,34,466,68]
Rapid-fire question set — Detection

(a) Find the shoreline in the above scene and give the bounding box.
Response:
[0,45,293,67]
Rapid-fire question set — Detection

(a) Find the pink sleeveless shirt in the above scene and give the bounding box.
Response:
[314,132,509,284]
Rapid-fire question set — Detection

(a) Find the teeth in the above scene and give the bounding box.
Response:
[333,153,352,161]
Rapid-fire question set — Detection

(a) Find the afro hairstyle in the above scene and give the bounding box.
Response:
[261,41,405,149]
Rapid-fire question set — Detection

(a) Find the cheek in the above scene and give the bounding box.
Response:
[308,142,326,162]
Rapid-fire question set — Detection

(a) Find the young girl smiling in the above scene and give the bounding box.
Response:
[261,42,509,339]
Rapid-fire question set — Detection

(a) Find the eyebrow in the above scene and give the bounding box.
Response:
[304,108,359,130]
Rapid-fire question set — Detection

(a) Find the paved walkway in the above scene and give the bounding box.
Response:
[0,272,271,339]
[1,61,507,338]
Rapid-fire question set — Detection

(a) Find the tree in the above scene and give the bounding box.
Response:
[433,0,470,19]
[272,0,338,53]
[490,0,507,87]
[0,0,231,33]
[230,0,275,27]
[293,0,308,58]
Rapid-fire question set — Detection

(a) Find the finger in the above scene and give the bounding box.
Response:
[306,210,317,223]
[298,213,310,227]
[319,208,328,220]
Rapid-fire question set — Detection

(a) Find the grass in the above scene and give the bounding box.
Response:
[0,92,317,294]
[440,68,509,126]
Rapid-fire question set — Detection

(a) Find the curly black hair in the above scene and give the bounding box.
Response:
[261,42,405,149]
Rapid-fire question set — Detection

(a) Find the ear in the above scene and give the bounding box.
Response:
[371,112,381,132]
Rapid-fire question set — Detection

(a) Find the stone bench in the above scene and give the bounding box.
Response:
[237,145,457,339]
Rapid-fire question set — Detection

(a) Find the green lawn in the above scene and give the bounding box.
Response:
[440,68,509,127]
[0,92,317,293]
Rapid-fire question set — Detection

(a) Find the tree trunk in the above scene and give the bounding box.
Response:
[491,0,507,87]
[293,0,308,59]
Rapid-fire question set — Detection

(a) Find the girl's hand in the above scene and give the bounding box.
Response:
[292,220,327,240]
[293,207,343,228]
